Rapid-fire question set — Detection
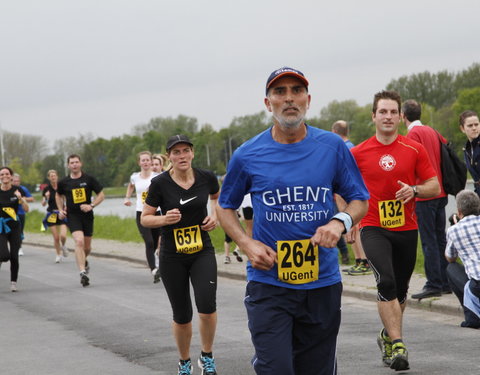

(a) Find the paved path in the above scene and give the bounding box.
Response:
[4,245,477,375]
[23,231,464,320]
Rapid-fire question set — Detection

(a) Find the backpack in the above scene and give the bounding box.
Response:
[435,131,467,196]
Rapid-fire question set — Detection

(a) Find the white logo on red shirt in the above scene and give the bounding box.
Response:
[379,154,396,171]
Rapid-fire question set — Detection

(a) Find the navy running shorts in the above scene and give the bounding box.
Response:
[244,281,342,375]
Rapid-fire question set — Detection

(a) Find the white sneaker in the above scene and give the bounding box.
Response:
[62,245,69,257]
[55,255,61,263]
[11,282,17,292]
[18,248,24,256]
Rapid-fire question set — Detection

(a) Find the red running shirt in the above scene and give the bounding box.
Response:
[351,134,437,231]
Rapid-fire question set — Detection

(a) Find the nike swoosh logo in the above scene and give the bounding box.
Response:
[179,196,197,205]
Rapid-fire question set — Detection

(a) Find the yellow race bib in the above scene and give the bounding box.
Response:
[277,239,319,284]
[141,191,148,204]
[47,213,57,223]
[2,207,17,220]
[173,225,203,254]
[72,188,87,204]
[378,199,405,228]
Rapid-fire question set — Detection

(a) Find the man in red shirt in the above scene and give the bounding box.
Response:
[401,99,450,299]
[351,91,440,371]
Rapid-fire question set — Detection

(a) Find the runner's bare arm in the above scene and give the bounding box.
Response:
[91,191,105,207]
[396,177,440,204]
[345,225,358,243]
[216,204,277,270]
[15,190,30,212]
[336,194,364,243]
[80,190,106,212]
[311,199,368,248]
[55,192,67,219]
[141,204,181,228]
[201,192,219,232]
[124,183,135,206]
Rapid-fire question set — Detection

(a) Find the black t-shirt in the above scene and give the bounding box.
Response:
[57,173,103,213]
[145,168,219,256]
[43,184,59,212]
[0,186,25,220]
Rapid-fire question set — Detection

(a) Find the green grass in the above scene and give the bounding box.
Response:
[414,239,426,275]
[25,209,226,251]
[340,235,425,275]
[103,186,126,197]
[25,210,53,233]
[32,186,128,201]
[26,208,426,275]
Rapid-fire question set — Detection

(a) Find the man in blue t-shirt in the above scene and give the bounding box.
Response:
[217,67,369,375]
[12,173,35,256]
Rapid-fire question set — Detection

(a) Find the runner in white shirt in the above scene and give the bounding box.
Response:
[124,151,161,282]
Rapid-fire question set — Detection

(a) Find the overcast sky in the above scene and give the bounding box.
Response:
[1,0,480,145]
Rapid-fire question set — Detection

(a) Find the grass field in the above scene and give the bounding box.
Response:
[24,209,226,252]
[32,186,126,201]
[25,208,426,274]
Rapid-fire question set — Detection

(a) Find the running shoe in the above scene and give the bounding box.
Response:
[152,268,161,284]
[342,260,361,273]
[376,328,392,367]
[178,359,193,375]
[224,256,231,264]
[85,260,90,274]
[18,248,24,256]
[80,272,90,287]
[347,262,372,276]
[198,354,217,375]
[390,342,409,371]
[55,255,61,263]
[11,282,17,292]
[233,249,243,262]
[62,245,69,257]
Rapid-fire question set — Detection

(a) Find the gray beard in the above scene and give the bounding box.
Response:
[275,115,304,130]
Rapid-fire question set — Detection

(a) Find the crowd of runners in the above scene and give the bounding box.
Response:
[1,66,480,375]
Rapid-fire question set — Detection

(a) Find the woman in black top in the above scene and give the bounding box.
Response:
[0,167,29,292]
[142,135,220,375]
[41,170,69,263]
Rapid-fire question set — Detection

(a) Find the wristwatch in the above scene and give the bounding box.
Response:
[411,185,418,197]
[90,203,95,208]
[330,212,353,234]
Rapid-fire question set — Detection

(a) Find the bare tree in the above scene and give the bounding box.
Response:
[3,131,48,167]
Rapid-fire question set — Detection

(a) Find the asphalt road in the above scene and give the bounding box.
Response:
[1,244,479,375]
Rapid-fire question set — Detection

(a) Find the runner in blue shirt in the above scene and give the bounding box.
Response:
[12,173,34,256]
[217,67,369,375]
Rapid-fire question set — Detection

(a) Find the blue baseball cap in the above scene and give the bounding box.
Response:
[265,67,309,95]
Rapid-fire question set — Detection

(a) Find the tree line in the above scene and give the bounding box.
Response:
[5,63,480,191]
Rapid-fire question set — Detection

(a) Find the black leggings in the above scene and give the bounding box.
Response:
[0,221,22,282]
[361,227,417,303]
[160,249,217,324]
[136,212,161,270]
